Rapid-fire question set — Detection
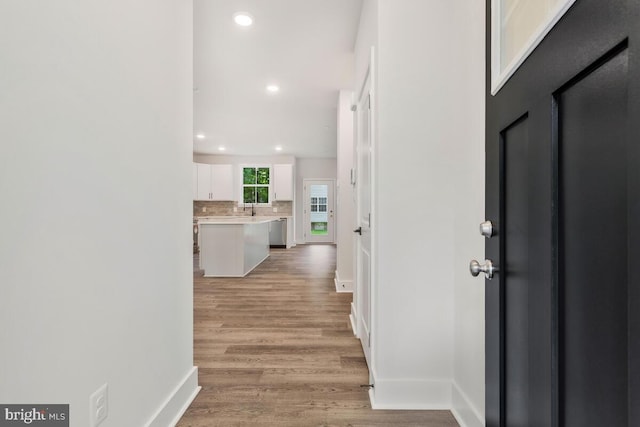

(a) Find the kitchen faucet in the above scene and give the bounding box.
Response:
[242,202,256,216]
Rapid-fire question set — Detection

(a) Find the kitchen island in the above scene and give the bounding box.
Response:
[197,217,276,277]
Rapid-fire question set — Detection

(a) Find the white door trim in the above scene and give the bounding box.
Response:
[354,47,376,379]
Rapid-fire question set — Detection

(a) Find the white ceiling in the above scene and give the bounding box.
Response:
[193,0,363,158]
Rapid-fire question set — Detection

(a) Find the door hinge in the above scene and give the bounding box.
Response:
[368,332,371,347]
[351,105,357,112]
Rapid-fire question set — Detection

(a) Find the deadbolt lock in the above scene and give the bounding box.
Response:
[479,220,494,238]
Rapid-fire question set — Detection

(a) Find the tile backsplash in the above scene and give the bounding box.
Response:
[194,201,293,217]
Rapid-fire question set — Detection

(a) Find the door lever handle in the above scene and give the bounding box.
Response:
[469,259,497,280]
[353,227,362,235]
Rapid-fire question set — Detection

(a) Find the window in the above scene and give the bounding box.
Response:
[310,197,327,213]
[491,0,577,94]
[242,166,270,204]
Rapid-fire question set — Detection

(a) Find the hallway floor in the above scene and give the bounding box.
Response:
[178,245,458,426]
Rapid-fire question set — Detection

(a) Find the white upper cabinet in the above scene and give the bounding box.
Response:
[193,163,199,200]
[196,163,212,201]
[194,163,234,201]
[273,164,293,201]
[211,164,234,201]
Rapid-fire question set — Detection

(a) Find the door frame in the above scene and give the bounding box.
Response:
[353,47,376,377]
[303,179,336,244]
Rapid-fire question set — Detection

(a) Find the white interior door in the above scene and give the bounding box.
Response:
[356,71,372,367]
[303,180,335,243]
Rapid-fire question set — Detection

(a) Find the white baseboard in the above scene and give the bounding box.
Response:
[349,302,358,336]
[451,381,485,427]
[145,366,201,427]
[334,270,354,293]
[368,376,452,410]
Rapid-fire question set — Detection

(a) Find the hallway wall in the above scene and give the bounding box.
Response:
[354,0,485,425]
[0,1,196,426]
[450,1,486,426]
[335,90,356,291]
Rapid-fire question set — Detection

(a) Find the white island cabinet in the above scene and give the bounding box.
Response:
[198,217,276,277]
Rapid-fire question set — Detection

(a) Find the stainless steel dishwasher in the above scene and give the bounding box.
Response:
[269,218,287,248]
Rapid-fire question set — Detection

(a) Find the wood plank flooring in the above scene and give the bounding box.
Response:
[178,245,459,427]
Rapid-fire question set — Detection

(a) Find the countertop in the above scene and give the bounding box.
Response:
[197,216,289,225]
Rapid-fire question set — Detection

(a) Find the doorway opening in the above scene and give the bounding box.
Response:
[303,179,335,243]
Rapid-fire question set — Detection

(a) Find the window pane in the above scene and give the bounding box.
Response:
[311,222,328,235]
[243,187,256,203]
[311,197,318,204]
[311,205,317,212]
[319,205,327,212]
[319,197,327,204]
[243,168,256,185]
[499,0,565,72]
[256,186,269,203]
[257,168,270,184]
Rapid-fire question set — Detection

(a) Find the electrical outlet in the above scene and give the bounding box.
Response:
[273,207,277,213]
[201,207,206,213]
[90,383,108,427]
[233,207,237,212]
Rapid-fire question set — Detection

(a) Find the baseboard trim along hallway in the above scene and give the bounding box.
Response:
[334,270,354,293]
[368,376,452,410]
[146,366,201,427]
[451,381,484,427]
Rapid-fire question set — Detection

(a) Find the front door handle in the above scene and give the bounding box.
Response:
[469,259,497,280]
[353,227,362,235]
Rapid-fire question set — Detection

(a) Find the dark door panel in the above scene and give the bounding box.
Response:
[557,45,629,427]
[502,117,530,427]
[485,0,638,425]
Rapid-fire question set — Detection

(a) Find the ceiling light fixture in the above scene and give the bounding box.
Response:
[195,133,205,140]
[266,85,280,93]
[218,146,226,152]
[233,12,253,27]
[275,145,283,152]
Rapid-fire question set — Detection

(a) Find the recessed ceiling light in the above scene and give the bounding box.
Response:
[266,85,280,93]
[195,133,205,140]
[233,12,253,27]
[218,146,226,152]
[275,145,283,151]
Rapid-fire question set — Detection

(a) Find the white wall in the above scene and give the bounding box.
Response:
[0,2,197,426]
[354,0,485,424]
[374,0,455,405]
[295,158,337,243]
[451,2,486,425]
[335,91,356,292]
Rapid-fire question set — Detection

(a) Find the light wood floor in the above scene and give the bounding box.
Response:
[178,244,459,427]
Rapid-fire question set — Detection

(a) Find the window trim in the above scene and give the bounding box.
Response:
[491,0,577,95]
